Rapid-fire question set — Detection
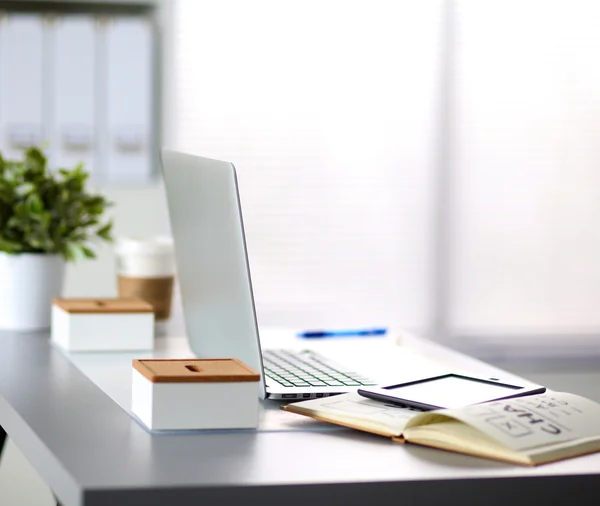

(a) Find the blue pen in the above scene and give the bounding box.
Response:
[297,327,387,338]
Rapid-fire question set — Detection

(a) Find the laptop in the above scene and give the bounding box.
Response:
[160,149,380,400]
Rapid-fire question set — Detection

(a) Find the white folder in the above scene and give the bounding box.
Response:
[0,14,44,159]
[51,16,96,175]
[103,17,153,182]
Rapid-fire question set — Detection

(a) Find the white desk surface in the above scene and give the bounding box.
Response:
[62,327,530,432]
[1,327,599,506]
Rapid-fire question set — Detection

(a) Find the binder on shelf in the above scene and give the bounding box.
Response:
[102,16,153,183]
[0,14,45,159]
[50,15,96,175]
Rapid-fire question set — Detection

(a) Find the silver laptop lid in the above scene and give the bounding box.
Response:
[160,149,266,397]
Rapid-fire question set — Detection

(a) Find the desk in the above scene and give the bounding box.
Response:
[1,329,599,506]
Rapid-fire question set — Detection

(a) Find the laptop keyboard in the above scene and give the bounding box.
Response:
[262,349,377,388]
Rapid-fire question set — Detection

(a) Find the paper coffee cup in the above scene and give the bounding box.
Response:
[115,236,175,321]
[115,236,175,277]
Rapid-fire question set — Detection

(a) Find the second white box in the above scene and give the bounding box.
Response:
[51,298,154,351]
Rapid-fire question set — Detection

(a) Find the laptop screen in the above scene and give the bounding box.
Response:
[160,150,266,397]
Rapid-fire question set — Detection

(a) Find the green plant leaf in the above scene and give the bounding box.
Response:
[26,193,44,215]
[80,244,96,259]
[6,216,22,229]
[15,182,36,197]
[0,235,24,253]
[23,147,47,175]
[28,237,44,249]
[0,147,113,261]
[0,182,13,203]
[96,220,113,241]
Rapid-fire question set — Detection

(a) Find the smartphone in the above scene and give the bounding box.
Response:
[357,373,546,411]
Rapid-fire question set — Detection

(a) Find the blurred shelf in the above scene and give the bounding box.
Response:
[2,0,158,5]
[0,1,160,12]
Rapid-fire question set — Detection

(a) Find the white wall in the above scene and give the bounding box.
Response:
[447,1,600,342]
[61,181,185,324]
[63,182,171,298]
[64,0,600,345]
[168,0,443,334]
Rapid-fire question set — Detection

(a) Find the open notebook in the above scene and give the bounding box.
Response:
[282,391,600,466]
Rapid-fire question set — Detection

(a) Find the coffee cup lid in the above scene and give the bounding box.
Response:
[115,236,174,256]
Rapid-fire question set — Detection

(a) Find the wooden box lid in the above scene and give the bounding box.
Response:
[132,358,261,383]
[53,298,154,314]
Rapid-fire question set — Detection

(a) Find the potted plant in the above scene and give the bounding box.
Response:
[0,147,113,331]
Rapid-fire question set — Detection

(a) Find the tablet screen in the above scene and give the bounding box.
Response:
[387,375,521,409]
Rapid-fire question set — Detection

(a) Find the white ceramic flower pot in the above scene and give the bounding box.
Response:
[0,252,66,331]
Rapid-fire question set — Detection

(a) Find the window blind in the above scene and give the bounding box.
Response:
[171,0,443,332]
[449,1,600,337]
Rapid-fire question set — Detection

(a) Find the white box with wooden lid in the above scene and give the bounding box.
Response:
[131,358,260,430]
[51,298,155,351]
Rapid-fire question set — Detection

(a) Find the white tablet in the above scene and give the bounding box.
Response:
[357,373,546,411]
